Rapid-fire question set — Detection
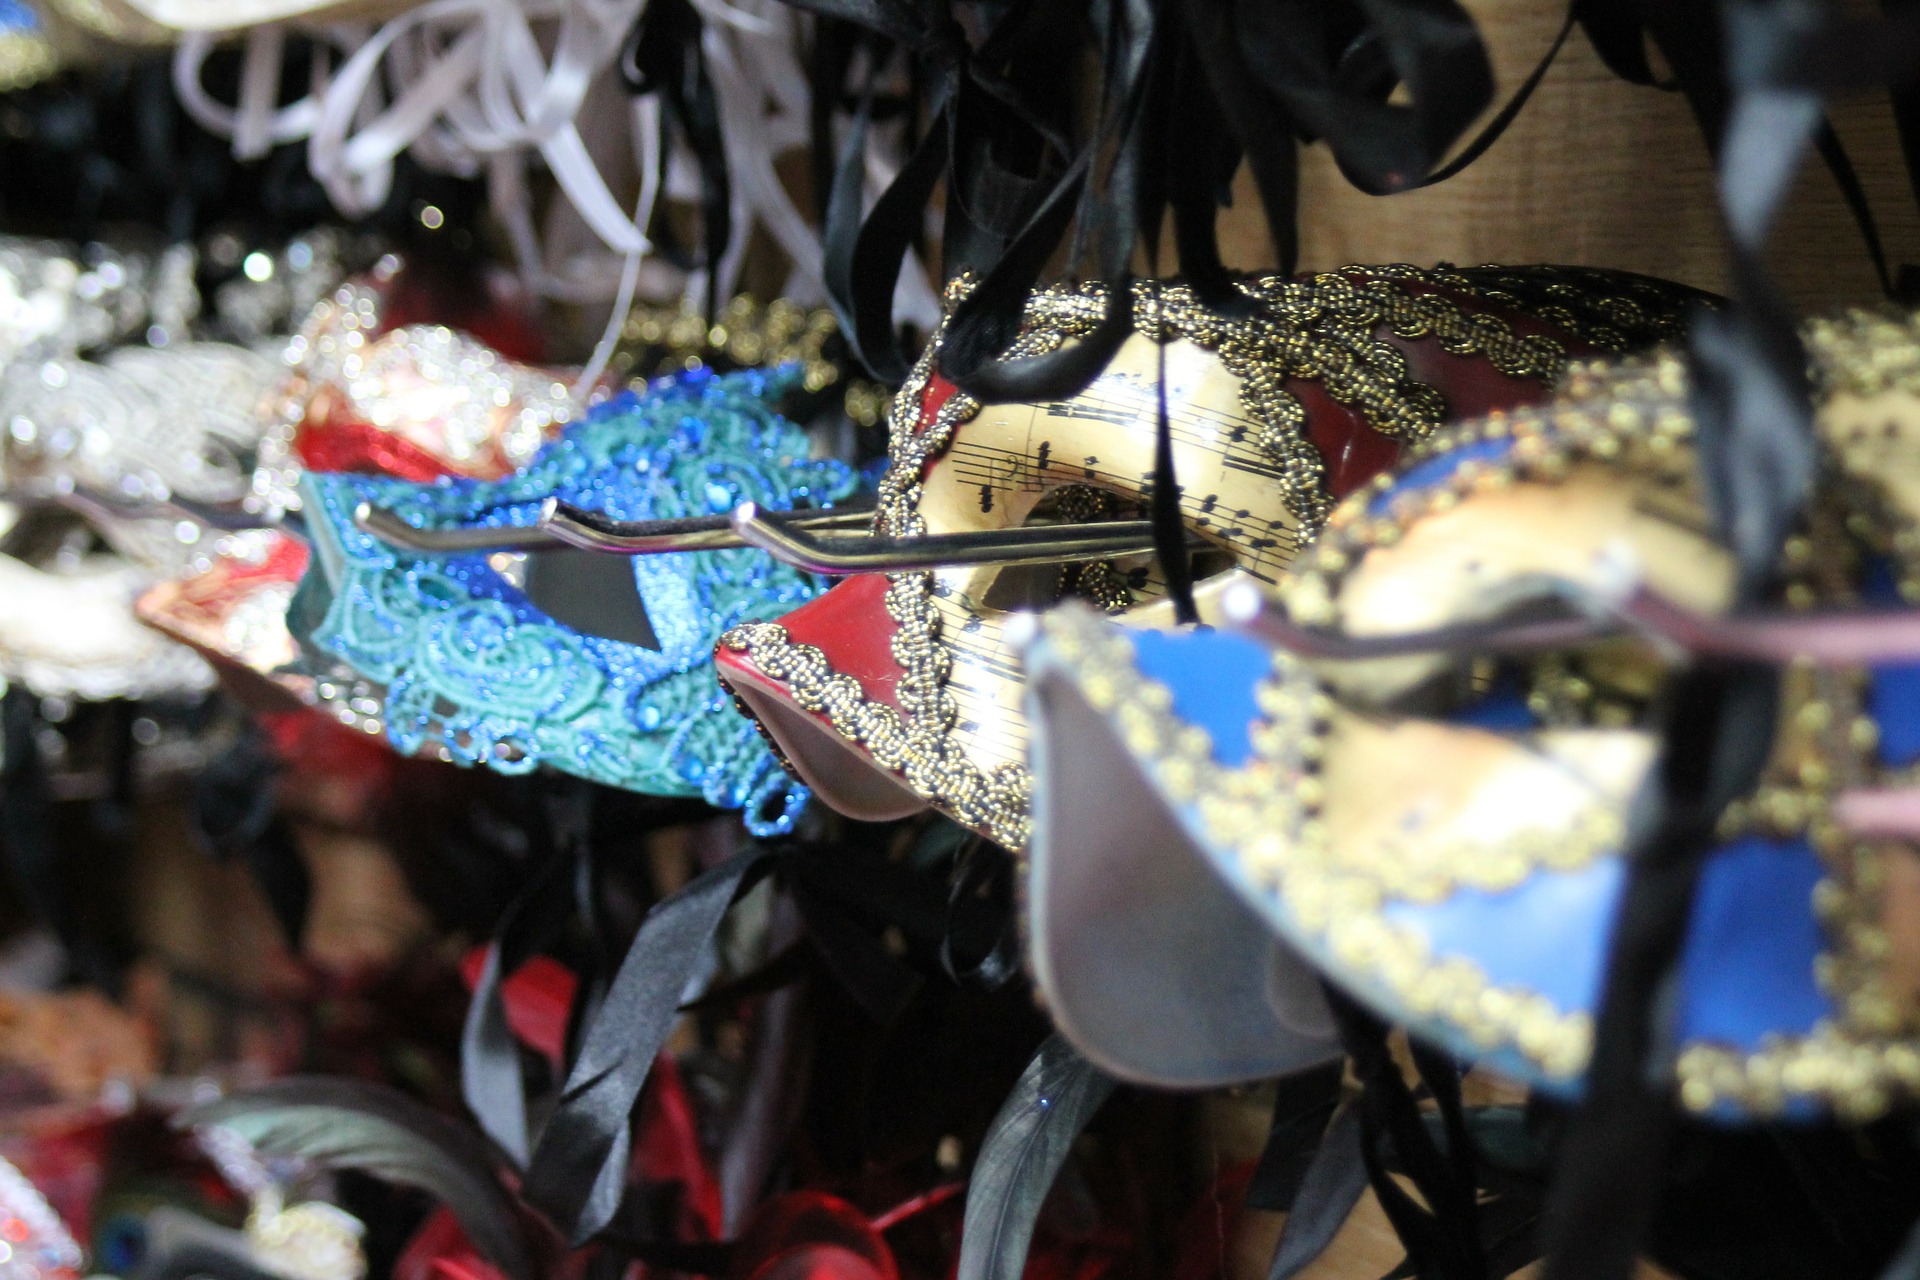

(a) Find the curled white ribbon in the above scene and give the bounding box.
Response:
[169,0,942,330]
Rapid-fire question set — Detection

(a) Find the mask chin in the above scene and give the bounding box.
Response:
[1024,640,1341,1087]
[728,675,930,821]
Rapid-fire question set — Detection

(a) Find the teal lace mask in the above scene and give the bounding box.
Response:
[294,367,862,834]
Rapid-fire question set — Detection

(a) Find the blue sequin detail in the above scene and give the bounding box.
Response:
[297,368,862,835]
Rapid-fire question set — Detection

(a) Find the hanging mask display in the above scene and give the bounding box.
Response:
[296,367,863,834]
[1021,325,1920,1118]
[713,266,1701,848]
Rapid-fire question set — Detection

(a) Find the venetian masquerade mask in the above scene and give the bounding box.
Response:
[1023,329,1920,1117]
[714,267,1700,849]
[250,275,576,520]
[295,367,862,833]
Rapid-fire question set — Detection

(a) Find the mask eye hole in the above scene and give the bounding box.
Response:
[1382,637,1662,731]
[518,548,663,650]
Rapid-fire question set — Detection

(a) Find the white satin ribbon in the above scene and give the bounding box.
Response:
[168,0,941,334]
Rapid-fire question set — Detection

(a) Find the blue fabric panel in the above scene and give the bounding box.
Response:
[1858,556,1920,766]
[1366,437,1515,515]
[1382,858,1622,1019]
[1676,836,1832,1048]
[1870,664,1920,767]
[1130,629,1271,768]
[1450,687,1539,731]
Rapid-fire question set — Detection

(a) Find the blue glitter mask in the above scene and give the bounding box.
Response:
[294,367,863,835]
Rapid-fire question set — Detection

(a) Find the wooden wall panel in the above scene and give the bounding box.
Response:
[1213,0,1920,316]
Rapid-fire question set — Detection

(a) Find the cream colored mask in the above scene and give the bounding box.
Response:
[715,266,1699,850]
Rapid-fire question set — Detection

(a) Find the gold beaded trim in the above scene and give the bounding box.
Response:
[723,314,1036,850]
[1037,600,1596,1079]
[1805,306,1920,400]
[723,268,1691,850]
[1039,597,1920,1118]
[613,294,892,429]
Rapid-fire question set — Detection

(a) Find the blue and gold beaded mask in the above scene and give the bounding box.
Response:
[294,368,863,834]
[1022,334,1920,1120]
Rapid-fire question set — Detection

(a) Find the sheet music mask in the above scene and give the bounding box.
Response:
[294,368,861,833]
[1021,337,1920,1120]
[716,267,1700,848]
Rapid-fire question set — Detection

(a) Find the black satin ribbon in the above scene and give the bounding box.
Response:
[1326,988,1484,1280]
[792,0,1560,409]
[1151,328,1198,623]
[516,835,964,1243]
[1245,1062,1345,1213]
[803,0,1083,383]
[622,0,732,320]
[938,836,1020,992]
[1537,5,1920,1274]
[1541,667,1780,1280]
[784,864,924,1022]
[523,845,779,1243]
[1576,0,1911,302]
[460,841,581,1166]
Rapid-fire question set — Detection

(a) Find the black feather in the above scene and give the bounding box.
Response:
[955,1035,1113,1280]
[178,1078,535,1280]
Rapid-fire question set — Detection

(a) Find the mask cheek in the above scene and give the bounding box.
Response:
[1823,390,1920,526]
[1315,713,1659,900]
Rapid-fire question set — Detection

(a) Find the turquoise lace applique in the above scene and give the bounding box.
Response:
[296,367,861,834]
